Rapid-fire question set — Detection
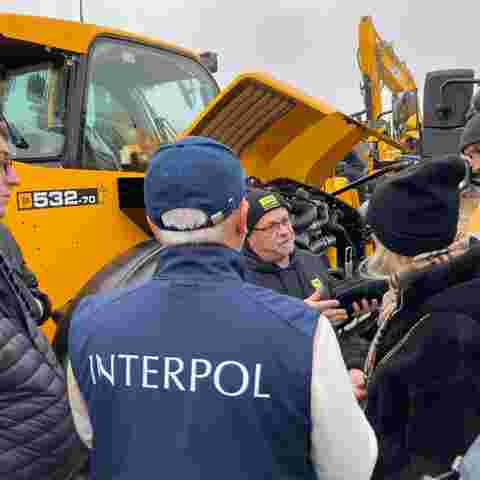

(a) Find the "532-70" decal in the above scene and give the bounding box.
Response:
[17,188,99,210]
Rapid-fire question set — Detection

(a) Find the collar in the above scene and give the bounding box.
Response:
[155,243,246,281]
[242,243,296,273]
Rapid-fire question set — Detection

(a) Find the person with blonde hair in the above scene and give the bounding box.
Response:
[362,154,480,480]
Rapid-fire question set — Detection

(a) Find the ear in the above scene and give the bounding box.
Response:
[237,198,249,235]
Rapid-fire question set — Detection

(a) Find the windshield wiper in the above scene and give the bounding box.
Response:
[0,113,30,149]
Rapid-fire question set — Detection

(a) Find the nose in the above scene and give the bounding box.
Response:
[6,164,20,187]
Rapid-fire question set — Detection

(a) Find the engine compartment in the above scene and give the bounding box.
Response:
[246,176,370,277]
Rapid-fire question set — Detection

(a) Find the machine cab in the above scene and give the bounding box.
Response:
[0,14,219,171]
[0,15,220,340]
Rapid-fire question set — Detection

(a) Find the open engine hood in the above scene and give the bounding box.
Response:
[185,72,406,187]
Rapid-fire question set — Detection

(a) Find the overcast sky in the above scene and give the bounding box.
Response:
[3,0,477,114]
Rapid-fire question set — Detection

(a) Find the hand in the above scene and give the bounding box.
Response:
[352,298,379,317]
[447,238,470,257]
[429,247,466,266]
[414,239,469,268]
[350,369,366,401]
[304,290,348,325]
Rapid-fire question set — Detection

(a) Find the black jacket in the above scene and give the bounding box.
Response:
[243,245,332,299]
[366,246,480,479]
[0,223,51,324]
[242,245,370,370]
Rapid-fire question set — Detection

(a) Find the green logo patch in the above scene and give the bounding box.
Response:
[258,194,280,211]
[310,277,323,290]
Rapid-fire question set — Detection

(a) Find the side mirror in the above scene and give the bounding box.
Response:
[199,51,218,74]
[424,69,474,128]
[435,79,480,121]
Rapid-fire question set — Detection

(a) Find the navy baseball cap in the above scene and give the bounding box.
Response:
[144,136,246,231]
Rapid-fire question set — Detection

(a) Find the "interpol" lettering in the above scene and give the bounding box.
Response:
[88,354,271,399]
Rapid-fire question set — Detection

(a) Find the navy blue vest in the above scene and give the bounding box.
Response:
[69,245,318,479]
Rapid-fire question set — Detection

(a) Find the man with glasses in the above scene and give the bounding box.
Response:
[0,124,85,480]
[0,125,52,324]
[243,188,375,400]
[0,122,17,200]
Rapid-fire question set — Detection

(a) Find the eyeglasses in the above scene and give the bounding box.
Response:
[252,216,293,234]
[0,151,13,175]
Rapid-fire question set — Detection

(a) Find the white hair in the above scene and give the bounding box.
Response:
[359,234,450,280]
[156,208,226,245]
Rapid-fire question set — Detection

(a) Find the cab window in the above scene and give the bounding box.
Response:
[82,38,218,171]
[0,63,67,160]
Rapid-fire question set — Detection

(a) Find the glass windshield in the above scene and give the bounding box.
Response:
[82,38,218,171]
[0,63,67,160]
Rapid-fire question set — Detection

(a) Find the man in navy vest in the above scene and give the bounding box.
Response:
[67,136,377,479]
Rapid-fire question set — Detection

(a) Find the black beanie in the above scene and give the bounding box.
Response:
[366,155,466,256]
[247,189,289,231]
[459,113,480,153]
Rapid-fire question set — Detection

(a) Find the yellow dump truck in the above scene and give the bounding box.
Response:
[0,14,405,344]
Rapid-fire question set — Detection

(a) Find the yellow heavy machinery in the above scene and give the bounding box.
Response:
[0,14,406,344]
[356,16,420,168]
[356,17,480,239]
[0,13,219,339]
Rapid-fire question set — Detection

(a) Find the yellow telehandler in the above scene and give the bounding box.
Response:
[0,13,406,345]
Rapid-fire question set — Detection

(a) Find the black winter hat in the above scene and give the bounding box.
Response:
[459,113,480,153]
[247,189,289,232]
[366,155,466,257]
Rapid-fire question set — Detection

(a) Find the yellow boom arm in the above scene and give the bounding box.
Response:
[358,16,417,122]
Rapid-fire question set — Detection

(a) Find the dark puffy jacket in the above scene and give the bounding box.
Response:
[0,250,85,479]
[366,246,480,480]
[0,223,51,324]
[242,245,370,370]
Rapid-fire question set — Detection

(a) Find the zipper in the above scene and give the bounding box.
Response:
[364,313,430,413]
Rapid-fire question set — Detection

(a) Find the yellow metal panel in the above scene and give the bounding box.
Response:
[0,13,198,59]
[326,247,337,269]
[3,163,149,330]
[464,203,480,236]
[323,176,360,209]
[187,72,403,188]
[261,113,363,186]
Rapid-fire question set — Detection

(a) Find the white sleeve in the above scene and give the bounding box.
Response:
[310,315,378,480]
[66,360,94,449]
